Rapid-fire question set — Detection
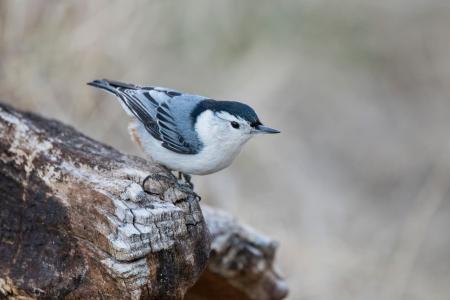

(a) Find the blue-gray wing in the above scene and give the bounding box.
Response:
[145,88,205,154]
[90,80,204,154]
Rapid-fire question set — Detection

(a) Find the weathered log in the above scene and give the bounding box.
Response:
[0,103,209,299]
[0,102,288,299]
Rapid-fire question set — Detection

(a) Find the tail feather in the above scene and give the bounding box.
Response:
[87,79,136,116]
[87,79,140,93]
[87,79,116,94]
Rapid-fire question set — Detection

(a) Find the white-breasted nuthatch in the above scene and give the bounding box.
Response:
[88,79,279,181]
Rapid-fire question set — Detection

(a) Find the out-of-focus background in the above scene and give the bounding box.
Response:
[1,1,450,299]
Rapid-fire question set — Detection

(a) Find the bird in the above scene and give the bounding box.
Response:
[87,79,280,186]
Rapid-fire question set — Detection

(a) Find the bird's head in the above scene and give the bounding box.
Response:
[192,100,280,148]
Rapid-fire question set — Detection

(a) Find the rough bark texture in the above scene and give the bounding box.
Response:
[185,207,289,300]
[0,102,288,299]
[0,103,209,299]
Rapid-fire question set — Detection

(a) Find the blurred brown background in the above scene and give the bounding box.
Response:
[1,1,450,299]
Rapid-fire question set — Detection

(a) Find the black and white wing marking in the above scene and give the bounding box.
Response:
[88,79,203,154]
[122,89,201,154]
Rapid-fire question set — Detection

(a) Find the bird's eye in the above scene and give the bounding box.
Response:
[231,121,240,129]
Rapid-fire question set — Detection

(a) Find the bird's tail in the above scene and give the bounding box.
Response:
[87,79,140,116]
[87,79,140,94]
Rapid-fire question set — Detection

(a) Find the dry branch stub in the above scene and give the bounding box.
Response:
[185,207,289,300]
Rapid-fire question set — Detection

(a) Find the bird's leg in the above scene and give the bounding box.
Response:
[177,172,193,189]
[182,173,192,184]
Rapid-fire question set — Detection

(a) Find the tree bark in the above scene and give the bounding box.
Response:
[0,103,288,299]
[185,207,289,300]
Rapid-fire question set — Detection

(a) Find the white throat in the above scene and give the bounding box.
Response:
[193,110,252,173]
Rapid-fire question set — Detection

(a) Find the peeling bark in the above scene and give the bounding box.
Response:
[0,103,288,300]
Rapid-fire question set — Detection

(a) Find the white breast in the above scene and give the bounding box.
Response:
[130,111,252,175]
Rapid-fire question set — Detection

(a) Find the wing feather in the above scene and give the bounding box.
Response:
[88,79,202,154]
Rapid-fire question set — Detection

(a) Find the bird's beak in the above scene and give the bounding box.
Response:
[253,125,281,134]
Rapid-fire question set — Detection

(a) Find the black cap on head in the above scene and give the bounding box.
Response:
[192,99,262,127]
